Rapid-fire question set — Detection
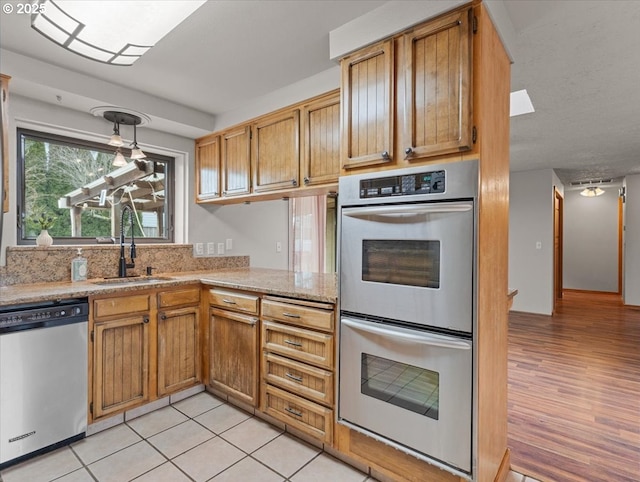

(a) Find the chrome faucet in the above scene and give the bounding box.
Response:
[118,204,137,277]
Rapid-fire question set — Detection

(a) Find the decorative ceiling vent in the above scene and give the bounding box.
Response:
[570,179,613,186]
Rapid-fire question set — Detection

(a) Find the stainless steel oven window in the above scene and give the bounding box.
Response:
[362,240,440,288]
[361,353,440,420]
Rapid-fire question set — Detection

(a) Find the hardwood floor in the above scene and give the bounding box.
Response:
[508,291,640,482]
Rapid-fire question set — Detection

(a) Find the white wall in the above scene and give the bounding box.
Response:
[563,185,620,292]
[509,169,559,315]
[624,174,640,306]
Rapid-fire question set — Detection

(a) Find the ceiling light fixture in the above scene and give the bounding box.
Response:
[103,111,145,166]
[580,186,605,197]
[108,120,123,147]
[130,123,146,160]
[31,0,207,66]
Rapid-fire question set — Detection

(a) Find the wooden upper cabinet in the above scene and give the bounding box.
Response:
[252,109,300,192]
[403,8,473,160]
[195,134,221,202]
[301,90,340,187]
[341,39,394,170]
[222,125,251,197]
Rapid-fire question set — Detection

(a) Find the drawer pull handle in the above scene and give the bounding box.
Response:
[222,299,237,304]
[282,312,301,319]
[284,339,303,348]
[285,372,303,383]
[285,406,303,417]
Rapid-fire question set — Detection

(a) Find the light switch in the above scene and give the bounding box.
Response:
[207,242,215,255]
[217,243,225,254]
[195,243,204,256]
[226,238,233,250]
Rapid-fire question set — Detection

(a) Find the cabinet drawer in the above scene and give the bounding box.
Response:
[93,294,151,319]
[262,298,333,332]
[209,289,259,315]
[263,353,333,407]
[158,287,201,308]
[262,383,333,444]
[262,320,333,370]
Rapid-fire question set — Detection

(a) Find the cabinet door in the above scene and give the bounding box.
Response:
[1,74,9,213]
[158,306,200,397]
[195,134,221,202]
[301,91,340,187]
[403,8,473,159]
[93,315,150,419]
[252,109,300,192]
[222,125,251,197]
[210,308,259,406]
[341,39,394,169]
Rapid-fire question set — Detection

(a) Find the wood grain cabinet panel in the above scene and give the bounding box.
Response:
[222,125,251,197]
[262,320,333,370]
[209,289,259,314]
[158,287,201,309]
[252,109,300,192]
[157,306,200,397]
[93,315,150,418]
[403,8,473,160]
[341,39,394,169]
[195,134,221,202]
[210,308,259,406]
[93,294,151,319]
[301,90,340,187]
[262,383,333,444]
[262,298,333,332]
[263,352,334,407]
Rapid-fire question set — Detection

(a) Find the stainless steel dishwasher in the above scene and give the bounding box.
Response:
[0,298,89,469]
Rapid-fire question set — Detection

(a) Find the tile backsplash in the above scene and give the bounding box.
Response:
[0,245,249,286]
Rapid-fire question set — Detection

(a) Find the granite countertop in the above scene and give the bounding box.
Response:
[0,268,337,307]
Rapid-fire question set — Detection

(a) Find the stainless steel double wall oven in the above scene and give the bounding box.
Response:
[338,160,478,477]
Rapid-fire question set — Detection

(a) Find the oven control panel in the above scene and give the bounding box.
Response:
[359,170,445,198]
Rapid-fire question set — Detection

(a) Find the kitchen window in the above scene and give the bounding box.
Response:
[17,128,174,244]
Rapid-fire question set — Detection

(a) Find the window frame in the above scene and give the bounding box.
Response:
[17,127,175,245]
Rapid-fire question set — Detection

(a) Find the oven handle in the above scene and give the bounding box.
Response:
[342,202,472,219]
[341,317,471,350]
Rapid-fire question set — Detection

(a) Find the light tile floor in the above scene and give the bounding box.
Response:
[0,391,537,482]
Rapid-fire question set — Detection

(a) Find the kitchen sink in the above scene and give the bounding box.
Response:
[91,276,174,285]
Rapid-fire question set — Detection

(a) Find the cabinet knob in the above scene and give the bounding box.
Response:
[160,313,167,320]
[381,151,391,161]
[404,147,414,159]
[291,179,298,187]
[303,177,310,185]
[143,316,150,324]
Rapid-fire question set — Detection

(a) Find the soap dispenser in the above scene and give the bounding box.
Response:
[71,248,88,282]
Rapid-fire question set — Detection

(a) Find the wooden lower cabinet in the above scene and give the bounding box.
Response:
[93,314,150,419]
[157,306,200,397]
[260,297,335,444]
[209,308,259,406]
[208,288,260,406]
[90,286,201,421]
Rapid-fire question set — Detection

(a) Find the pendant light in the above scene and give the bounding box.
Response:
[130,123,146,160]
[112,148,127,167]
[108,120,123,147]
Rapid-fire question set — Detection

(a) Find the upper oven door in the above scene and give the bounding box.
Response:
[340,200,474,333]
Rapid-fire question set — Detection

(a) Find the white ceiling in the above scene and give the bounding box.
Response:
[1,0,639,185]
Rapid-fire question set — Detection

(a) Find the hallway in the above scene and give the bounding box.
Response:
[508,292,640,481]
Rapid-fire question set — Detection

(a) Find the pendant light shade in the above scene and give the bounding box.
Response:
[130,123,146,160]
[112,149,127,167]
[108,121,123,147]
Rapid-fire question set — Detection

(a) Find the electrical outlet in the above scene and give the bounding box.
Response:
[226,238,233,250]
[536,241,542,250]
[276,241,282,253]
[207,242,215,255]
[195,243,204,256]
[217,243,225,255]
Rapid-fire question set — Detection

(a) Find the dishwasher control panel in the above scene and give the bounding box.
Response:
[0,300,88,331]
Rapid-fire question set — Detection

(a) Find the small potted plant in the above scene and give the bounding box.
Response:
[33,212,56,247]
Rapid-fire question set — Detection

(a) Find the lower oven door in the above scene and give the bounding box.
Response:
[339,316,472,474]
